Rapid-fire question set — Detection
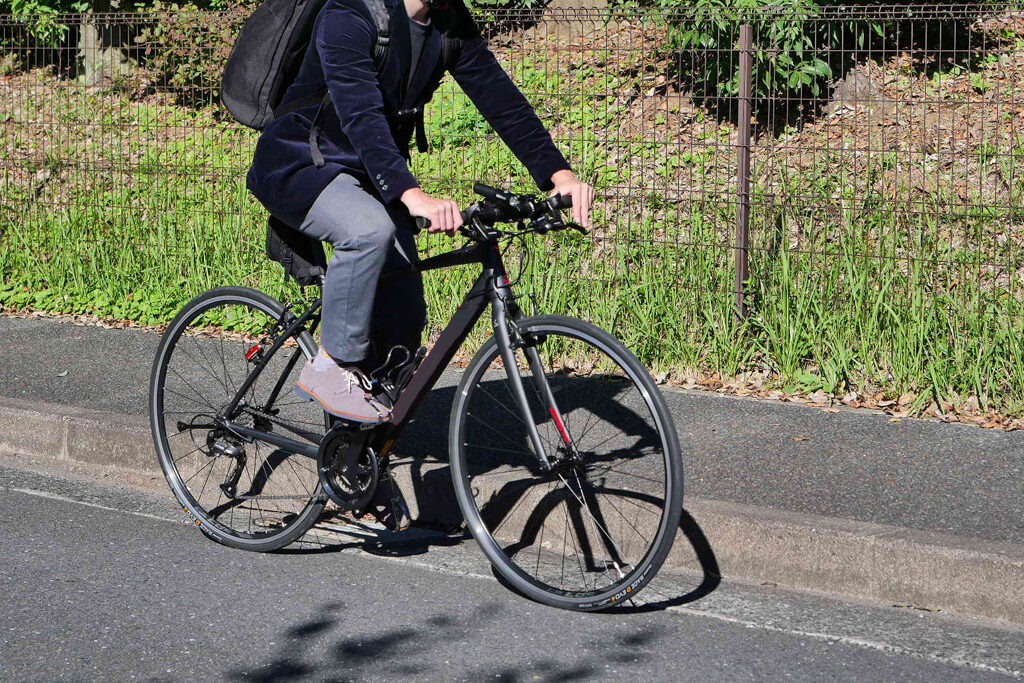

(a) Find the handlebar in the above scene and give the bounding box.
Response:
[412,185,576,238]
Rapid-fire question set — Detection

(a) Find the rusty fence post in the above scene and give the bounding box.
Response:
[735,23,753,319]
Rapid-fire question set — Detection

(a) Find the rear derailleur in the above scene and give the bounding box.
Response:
[206,425,247,498]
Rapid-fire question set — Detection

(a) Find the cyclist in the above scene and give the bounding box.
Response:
[246,0,594,426]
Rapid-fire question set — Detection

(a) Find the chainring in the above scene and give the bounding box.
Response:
[316,426,378,510]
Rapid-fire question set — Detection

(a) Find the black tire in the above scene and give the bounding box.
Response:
[450,315,684,610]
[150,286,327,552]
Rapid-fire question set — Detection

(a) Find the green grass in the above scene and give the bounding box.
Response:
[3,68,1024,416]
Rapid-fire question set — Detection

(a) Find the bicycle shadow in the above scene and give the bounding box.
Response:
[483,490,720,612]
[278,516,469,559]
[393,374,721,611]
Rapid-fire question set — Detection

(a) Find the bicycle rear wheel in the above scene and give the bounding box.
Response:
[150,286,327,551]
[450,315,683,610]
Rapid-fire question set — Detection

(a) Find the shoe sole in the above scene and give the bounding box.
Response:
[294,383,385,424]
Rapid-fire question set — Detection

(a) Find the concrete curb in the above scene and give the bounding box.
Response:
[2,395,1022,624]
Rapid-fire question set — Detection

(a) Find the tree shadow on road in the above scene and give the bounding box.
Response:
[224,600,666,682]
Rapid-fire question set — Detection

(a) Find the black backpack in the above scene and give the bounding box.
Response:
[222,0,464,286]
[221,0,463,131]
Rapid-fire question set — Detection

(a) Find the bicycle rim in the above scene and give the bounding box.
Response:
[450,315,683,610]
[150,287,326,551]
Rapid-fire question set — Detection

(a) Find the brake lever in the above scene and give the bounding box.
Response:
[565,221,589,235]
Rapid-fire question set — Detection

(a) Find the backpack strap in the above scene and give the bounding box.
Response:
[285,0,459,167]
[289,0,393,167]
[440,34,462,72]
[362,0,392,70]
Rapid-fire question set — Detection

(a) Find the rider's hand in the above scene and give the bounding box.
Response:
[549,169,595,229]
[400,187,463,236]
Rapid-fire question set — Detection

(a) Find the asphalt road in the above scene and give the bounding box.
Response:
[2,314,1023,544]
[2,456,1022,682]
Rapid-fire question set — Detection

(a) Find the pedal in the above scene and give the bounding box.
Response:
[394,346,427,393]
[370,345,425,404]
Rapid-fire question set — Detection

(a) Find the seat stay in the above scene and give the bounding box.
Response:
[263,345,307,415]
[224,299,323,417]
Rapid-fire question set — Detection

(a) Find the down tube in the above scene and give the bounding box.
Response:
[386,274,490,428]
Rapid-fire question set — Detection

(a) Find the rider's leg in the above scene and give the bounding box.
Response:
[369,214,428,366]
[287,172,399,422]
[363,214,424,531]
[294,172,398,364]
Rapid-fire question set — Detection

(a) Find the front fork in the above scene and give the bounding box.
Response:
[490,284,578,472]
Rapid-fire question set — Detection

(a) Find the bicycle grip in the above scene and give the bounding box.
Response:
[414,211,470,232]
[552,193,573,210]
[473,182,503,201]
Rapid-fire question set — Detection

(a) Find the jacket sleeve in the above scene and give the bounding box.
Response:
[449,37,571,192]
[315,2,419,203]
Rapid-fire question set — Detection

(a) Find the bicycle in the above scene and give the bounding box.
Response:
[149,182,684,611]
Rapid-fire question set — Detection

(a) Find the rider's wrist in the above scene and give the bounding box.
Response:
[400,186,425,204]
[550,169,575,185]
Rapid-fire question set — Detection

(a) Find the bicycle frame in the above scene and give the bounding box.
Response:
[222,234,566,471]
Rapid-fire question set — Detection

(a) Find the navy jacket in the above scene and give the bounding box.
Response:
[246,0,570,217]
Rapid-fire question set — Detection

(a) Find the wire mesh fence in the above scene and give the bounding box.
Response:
[2,4,1023,408]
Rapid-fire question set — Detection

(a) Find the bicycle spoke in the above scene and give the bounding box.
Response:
[197,453,219,502]
[183,457,217,485]
[556,471,627,565]
[564,500,591,592]
[477,381,562,457]
[153,294,325,549]
[185,336,233,396]
[457,321,679,605]
[163,377,219,413]
[466,411,542,458]
[172,444,205,464]
[587,465,664,487]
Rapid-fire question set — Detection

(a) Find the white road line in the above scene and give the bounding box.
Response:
[667,605,1023,679]
[5,486,182,525]
[5,483,1021,678]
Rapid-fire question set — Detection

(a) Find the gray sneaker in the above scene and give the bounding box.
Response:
[294,354,390,424]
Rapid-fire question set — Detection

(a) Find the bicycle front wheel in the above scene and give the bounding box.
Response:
[450,315,683,610]
[150,286,327,552]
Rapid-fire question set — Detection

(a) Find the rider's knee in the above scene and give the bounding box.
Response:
[327,207,395,254]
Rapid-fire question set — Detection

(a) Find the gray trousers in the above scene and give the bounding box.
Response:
[278,173,426,367]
